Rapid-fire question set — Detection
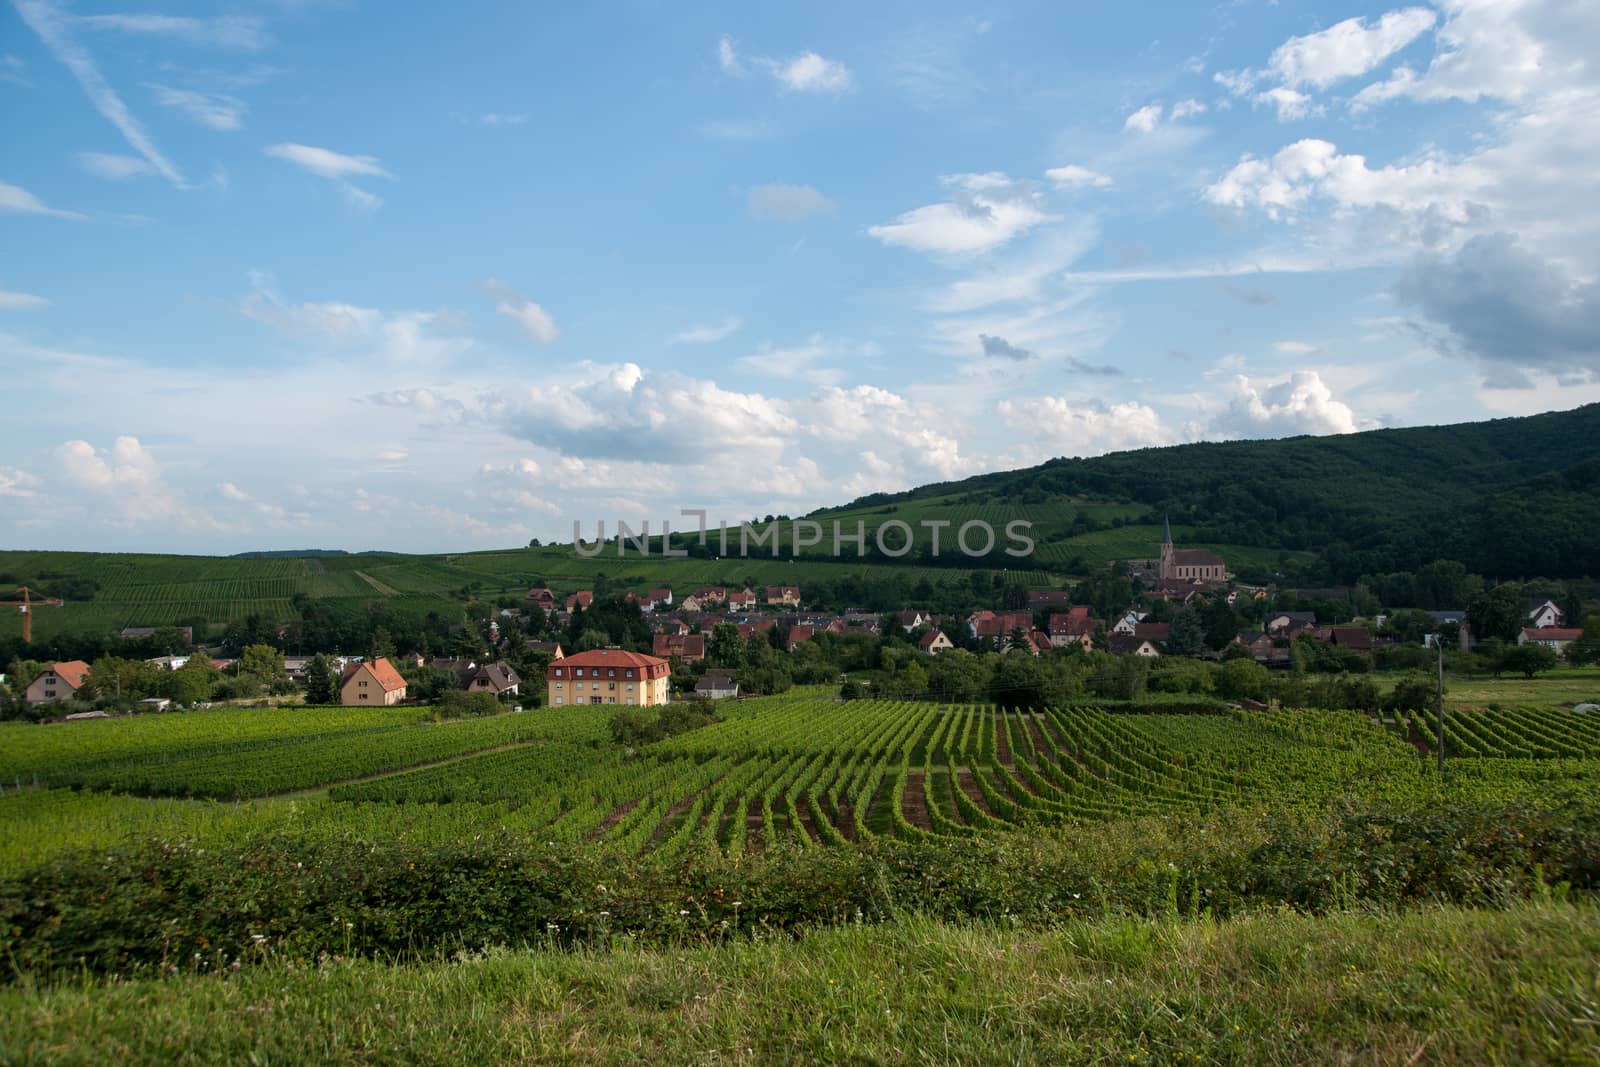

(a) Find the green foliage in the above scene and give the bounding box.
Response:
[434,690,503,719]
[1499,643,1559,679]
[303,653,338,705]
[607,703,715,747]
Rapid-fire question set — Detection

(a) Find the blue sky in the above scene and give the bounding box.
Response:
[2,0,1597,553]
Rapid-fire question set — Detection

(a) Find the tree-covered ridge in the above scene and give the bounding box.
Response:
[816,404,1600,581]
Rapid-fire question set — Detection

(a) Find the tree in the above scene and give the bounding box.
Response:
[708,623,744,669]
[240,644,286,686]
[1001,583,1029,610]
[164,655,219,705]
[1565,616,1600,666]
[1467,583,1523,644]
[1166,607,1207,657]
[1498,642,1558,678]
[304,653,339,704]
[1215,657,1268,701]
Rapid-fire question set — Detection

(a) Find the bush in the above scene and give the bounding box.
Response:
[433,690,503,719]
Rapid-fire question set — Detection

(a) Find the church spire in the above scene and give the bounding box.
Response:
[1162,513,1172,546]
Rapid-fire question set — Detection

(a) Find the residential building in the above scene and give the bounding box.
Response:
[1028,590,1073,609]
[692,587,727,605]
[466,662,520,697]
[647,587,673,610]
[547,648,670,707]
[787,624,815,652]
[524,587,557,611]
[24,660,92,706]
[1047,607,1098,650]
[728,588,756,612]
[1108,635,1161,657]
[1526,599,1566,629]
[695,669,739,700]
[652,632,706,663]
[340,657,408,706]
[524,640,565,660]
[896,609,928,633]
[565,591,594,612]
[1266,611,1318,634]
[1133,622,1172,645]
[1329,627,1373,652]
[967,610,1034,641]
[1518,627,1583,656]
[765,585,801,608]
[918,629,954,655]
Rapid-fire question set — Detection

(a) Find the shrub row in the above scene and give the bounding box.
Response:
[3,799,1598,981]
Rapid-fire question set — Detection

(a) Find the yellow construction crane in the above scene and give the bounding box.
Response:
[1,586,64,644]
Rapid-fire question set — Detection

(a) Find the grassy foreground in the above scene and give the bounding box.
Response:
[3,902,1598,1065]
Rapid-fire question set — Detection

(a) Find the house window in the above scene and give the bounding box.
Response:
[626,699,634,706]
[626,683,633,691]
[555,697,564,706]
[608,682,616,690]
[554,682,563,690]
[607,697,615,704]
[360,693,369,700]
[608,669,615,677]
[575,669,584,677]
[626,670,634,678]
[359,680,368,687]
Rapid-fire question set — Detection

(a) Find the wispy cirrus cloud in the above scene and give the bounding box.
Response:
[747,183,837,222]
[0,287,49,310]
[75,13,269,50]
[148,84,245,130]
[12,0,186,186]
[0,180,86,219]
[265,143,390,208]
[482,279,559,344]
[671,317,742,344]
[75,152,156,179]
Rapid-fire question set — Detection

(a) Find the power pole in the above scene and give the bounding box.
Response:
[1436,638,1446,776]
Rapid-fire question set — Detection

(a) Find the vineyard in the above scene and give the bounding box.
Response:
[6,698,1600,874]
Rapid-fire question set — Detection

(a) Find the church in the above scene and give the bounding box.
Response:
[1157,516,1230,583]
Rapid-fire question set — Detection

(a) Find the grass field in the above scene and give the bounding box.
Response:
[3,902,1597,1065]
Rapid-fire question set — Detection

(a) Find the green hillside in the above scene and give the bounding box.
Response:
[2,404,1594,643]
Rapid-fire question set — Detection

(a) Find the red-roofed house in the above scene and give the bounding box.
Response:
[565,591,594,612]
[548,648,670,707]
[787,624,815,651]
[765,585,801,607]
[1518,627,1584,656]
[653,632,706,663]
[968,610,1034,641]
[918,629,954,655]
[1028,590,1073,609]
[1047,607,1098,650]
[728,588,756,612]
[25,660,92,706]
[524,587,557,610]
[341,657,408,705]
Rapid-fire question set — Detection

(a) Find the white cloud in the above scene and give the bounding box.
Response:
[149,84,245,130]
[75,152,156,179]
[671,317,742,344]
[0,288,48,310]
[763,51,853,94]
[1213,371,1361,436]
[341,183,382,211]
[490,362,796,465]
[1254,86,1319,121]
[12,0,185,186]
[265,143,389,181]
[747,183,837,221]
[1124,104,1163,133]
[805,384,973,479]
[76,13,268,50]
[0,466,40,499]
[482,279,559,344]
[869,172,1053,257]
[998,396,1176,454]
[242,273,468,364]
[737,336,849,386]
[0,180,85,219]
[1170,98,1207,120]
[1274,340,1318,354]
[477,113,528,126]
[1045,164,1112,189]
[1267,8,1436,89]
[56,435,178,522]
[717,34,742,75]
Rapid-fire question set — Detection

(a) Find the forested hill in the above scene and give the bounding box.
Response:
[816,403,1600,582]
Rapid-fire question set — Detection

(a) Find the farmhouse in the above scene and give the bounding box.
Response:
[548,648,670,707]
[1518,627,1583,656]
[25,660,92,706]
[341,657,408,705]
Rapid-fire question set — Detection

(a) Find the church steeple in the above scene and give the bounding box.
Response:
[1162,514,1172,546]
[1159,513,1174,581]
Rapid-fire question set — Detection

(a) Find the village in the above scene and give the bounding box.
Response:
[9,523,1590,718]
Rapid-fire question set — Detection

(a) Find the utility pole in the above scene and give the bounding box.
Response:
[1436,638,1446,776]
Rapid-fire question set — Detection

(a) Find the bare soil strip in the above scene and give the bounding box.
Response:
[902,771,934,831]
[589,797,642,840]
[955,767,995,817]
[993,713,1014,766]
[353,570,399,596]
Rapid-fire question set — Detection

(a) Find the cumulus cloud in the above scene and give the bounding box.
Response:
[1267,8,1436,89]
[56,435,177,521]
[1170,98,1207,120]
[1213,371,1361,437]
[1254,86,1319,121]
[998,396,1175,455]
[0,466,41,499]
[1045,164,1112,189]
[805,384,972,479]
[1124,104,1162,133]
[482,279,559,344]
[763,51,852,94]
[1394,232,1600,386]
[149,84,245,130]
[490,363,796,465]
[869,173,1053,257]
[1274,340,1318,354]
[242,273,469,363]
[747,183,837,221]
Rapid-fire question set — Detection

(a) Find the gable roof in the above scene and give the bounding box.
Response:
[555,648,669,671]
[347,656,407,692]
[47,660,92,690]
